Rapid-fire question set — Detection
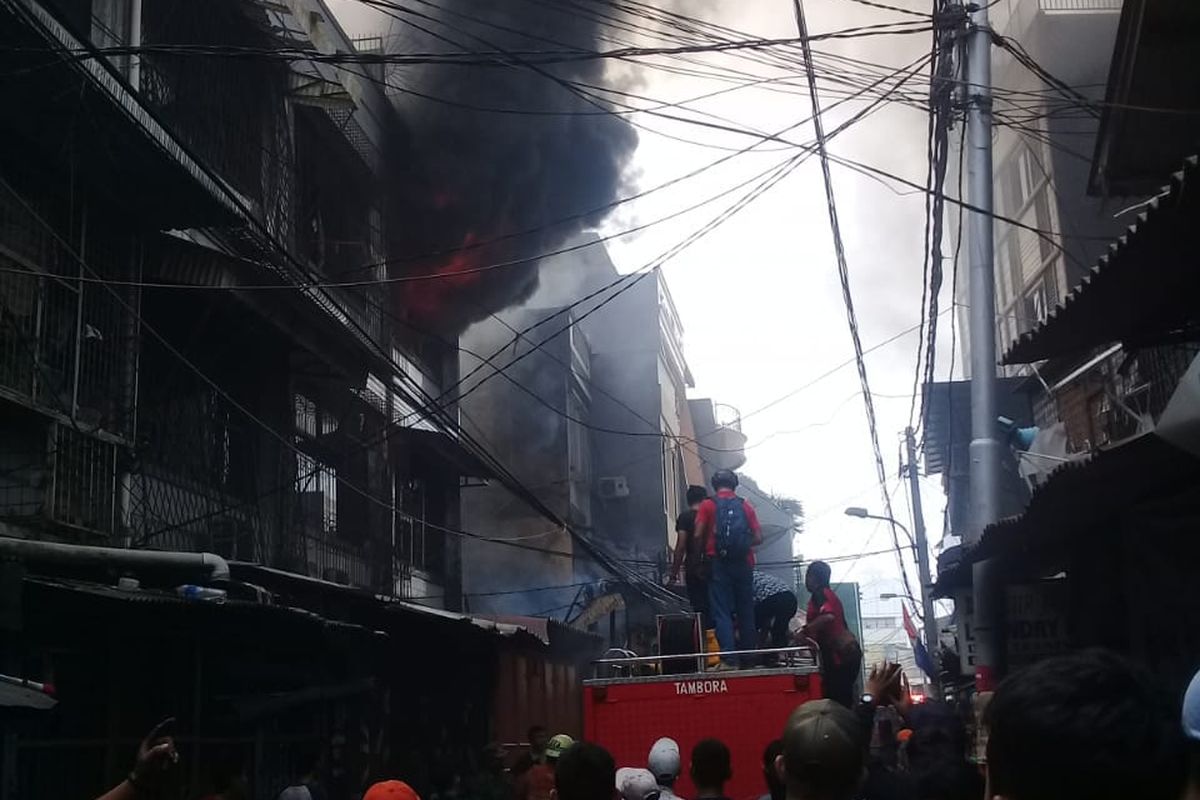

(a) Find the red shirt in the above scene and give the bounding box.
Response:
[806,586,854,664]
[514,763,555,800]
[695,488,762,564]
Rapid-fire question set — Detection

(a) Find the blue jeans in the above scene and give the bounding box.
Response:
[708,558,756,665]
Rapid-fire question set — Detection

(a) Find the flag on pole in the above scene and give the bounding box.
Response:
[902,604,938,681]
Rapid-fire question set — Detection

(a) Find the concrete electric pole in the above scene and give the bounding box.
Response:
[965,0,1001,691]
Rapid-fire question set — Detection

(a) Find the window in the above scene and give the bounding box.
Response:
[864,617,898,631]
[1034,191,1056,262]
[293,392,339,536]
[296,452,337,535]
[294,393,337,437]
[567,387,591,482]
[661,426,681,527]
[567,385,591,520]
[1023,270,1060,328]
[395,477,445,576]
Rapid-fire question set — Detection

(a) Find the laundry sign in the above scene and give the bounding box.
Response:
[1006,580,1068,668]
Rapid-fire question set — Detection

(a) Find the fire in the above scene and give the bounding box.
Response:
[400,231,488,327]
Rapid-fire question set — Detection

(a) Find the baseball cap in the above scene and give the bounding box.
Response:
[545,733,575,760]
[647,738,680,782]
[616,767,662,800]
[1184,666,1200,740]
[364,780,420,800]
[782,699,865,780]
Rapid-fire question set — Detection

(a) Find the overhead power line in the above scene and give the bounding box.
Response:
[792,0,919,606]
[426,55,935,423]
[28,20,933,67]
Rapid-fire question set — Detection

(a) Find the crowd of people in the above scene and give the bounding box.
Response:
[84,476,1199,800]
[80,463,1200,800]
[96,649,1200,800]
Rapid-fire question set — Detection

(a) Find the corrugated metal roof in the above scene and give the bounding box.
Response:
[1004,156,1200,365]
[230,563,549,645]
[932,432,1200,595]
[25,575,386,639]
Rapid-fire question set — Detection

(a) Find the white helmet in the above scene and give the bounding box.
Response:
[647,738,681,784]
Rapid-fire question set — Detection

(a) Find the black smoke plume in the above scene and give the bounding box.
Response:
[383,1,639,334]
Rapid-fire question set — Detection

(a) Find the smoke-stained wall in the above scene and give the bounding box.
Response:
[459,236,691,613]
[460,307,583,615]
[533,238,684,569]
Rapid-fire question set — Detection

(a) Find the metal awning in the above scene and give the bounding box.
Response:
[1003,156,1200,365]
[390,426,497,479]
[23,575,387,641]
[932,432,1200,595]
[1090,0,1200,197]
[479,614,605,656]
[228,563,554,647]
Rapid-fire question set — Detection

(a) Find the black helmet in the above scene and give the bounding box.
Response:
[710,469,739,491]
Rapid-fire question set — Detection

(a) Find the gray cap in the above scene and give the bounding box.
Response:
[782,699,864,780]
[616,768,661,800]
[1184,666,1200,741]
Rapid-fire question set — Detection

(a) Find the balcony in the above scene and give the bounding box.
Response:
[991,0,1123,87]
[688,400,747,473]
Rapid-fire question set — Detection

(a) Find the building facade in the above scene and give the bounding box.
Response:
[931,0,1200,691]
[0,0,490,606]
[458,236,750,642]
[953,0,1126,374]
[0,2,586,797]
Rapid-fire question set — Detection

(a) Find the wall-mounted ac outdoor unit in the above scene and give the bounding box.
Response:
[597,476,630,499]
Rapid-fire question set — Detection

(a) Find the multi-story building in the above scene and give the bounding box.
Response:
[0,2,575,795]
[930,0,1200,689]
[459,307,592,617]
[954,0,1127,372]
[0,0,492,606]
[459,235,749,641]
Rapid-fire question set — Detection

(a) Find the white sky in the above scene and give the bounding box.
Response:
[329,0,955,620]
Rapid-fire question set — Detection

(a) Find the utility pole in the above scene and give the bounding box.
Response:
[965,0,1001,691]
[904,426,941,699]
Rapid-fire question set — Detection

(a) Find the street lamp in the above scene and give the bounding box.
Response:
[844,507,940,698]
[879,592,911,601]
[843,507,916,552]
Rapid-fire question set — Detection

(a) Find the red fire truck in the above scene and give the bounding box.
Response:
[583,617,823,800]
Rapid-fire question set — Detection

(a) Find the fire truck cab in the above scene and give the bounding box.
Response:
[583,615,823,800]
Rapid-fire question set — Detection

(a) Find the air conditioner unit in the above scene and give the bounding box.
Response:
[597,476,630,499]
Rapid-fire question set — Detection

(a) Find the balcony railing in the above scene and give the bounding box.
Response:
[712,403,743,432]
[1039,0,1121,11]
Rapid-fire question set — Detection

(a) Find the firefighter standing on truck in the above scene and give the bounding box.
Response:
[801,560,862,708]
[668,486,716,655]
[695,469,762,670]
